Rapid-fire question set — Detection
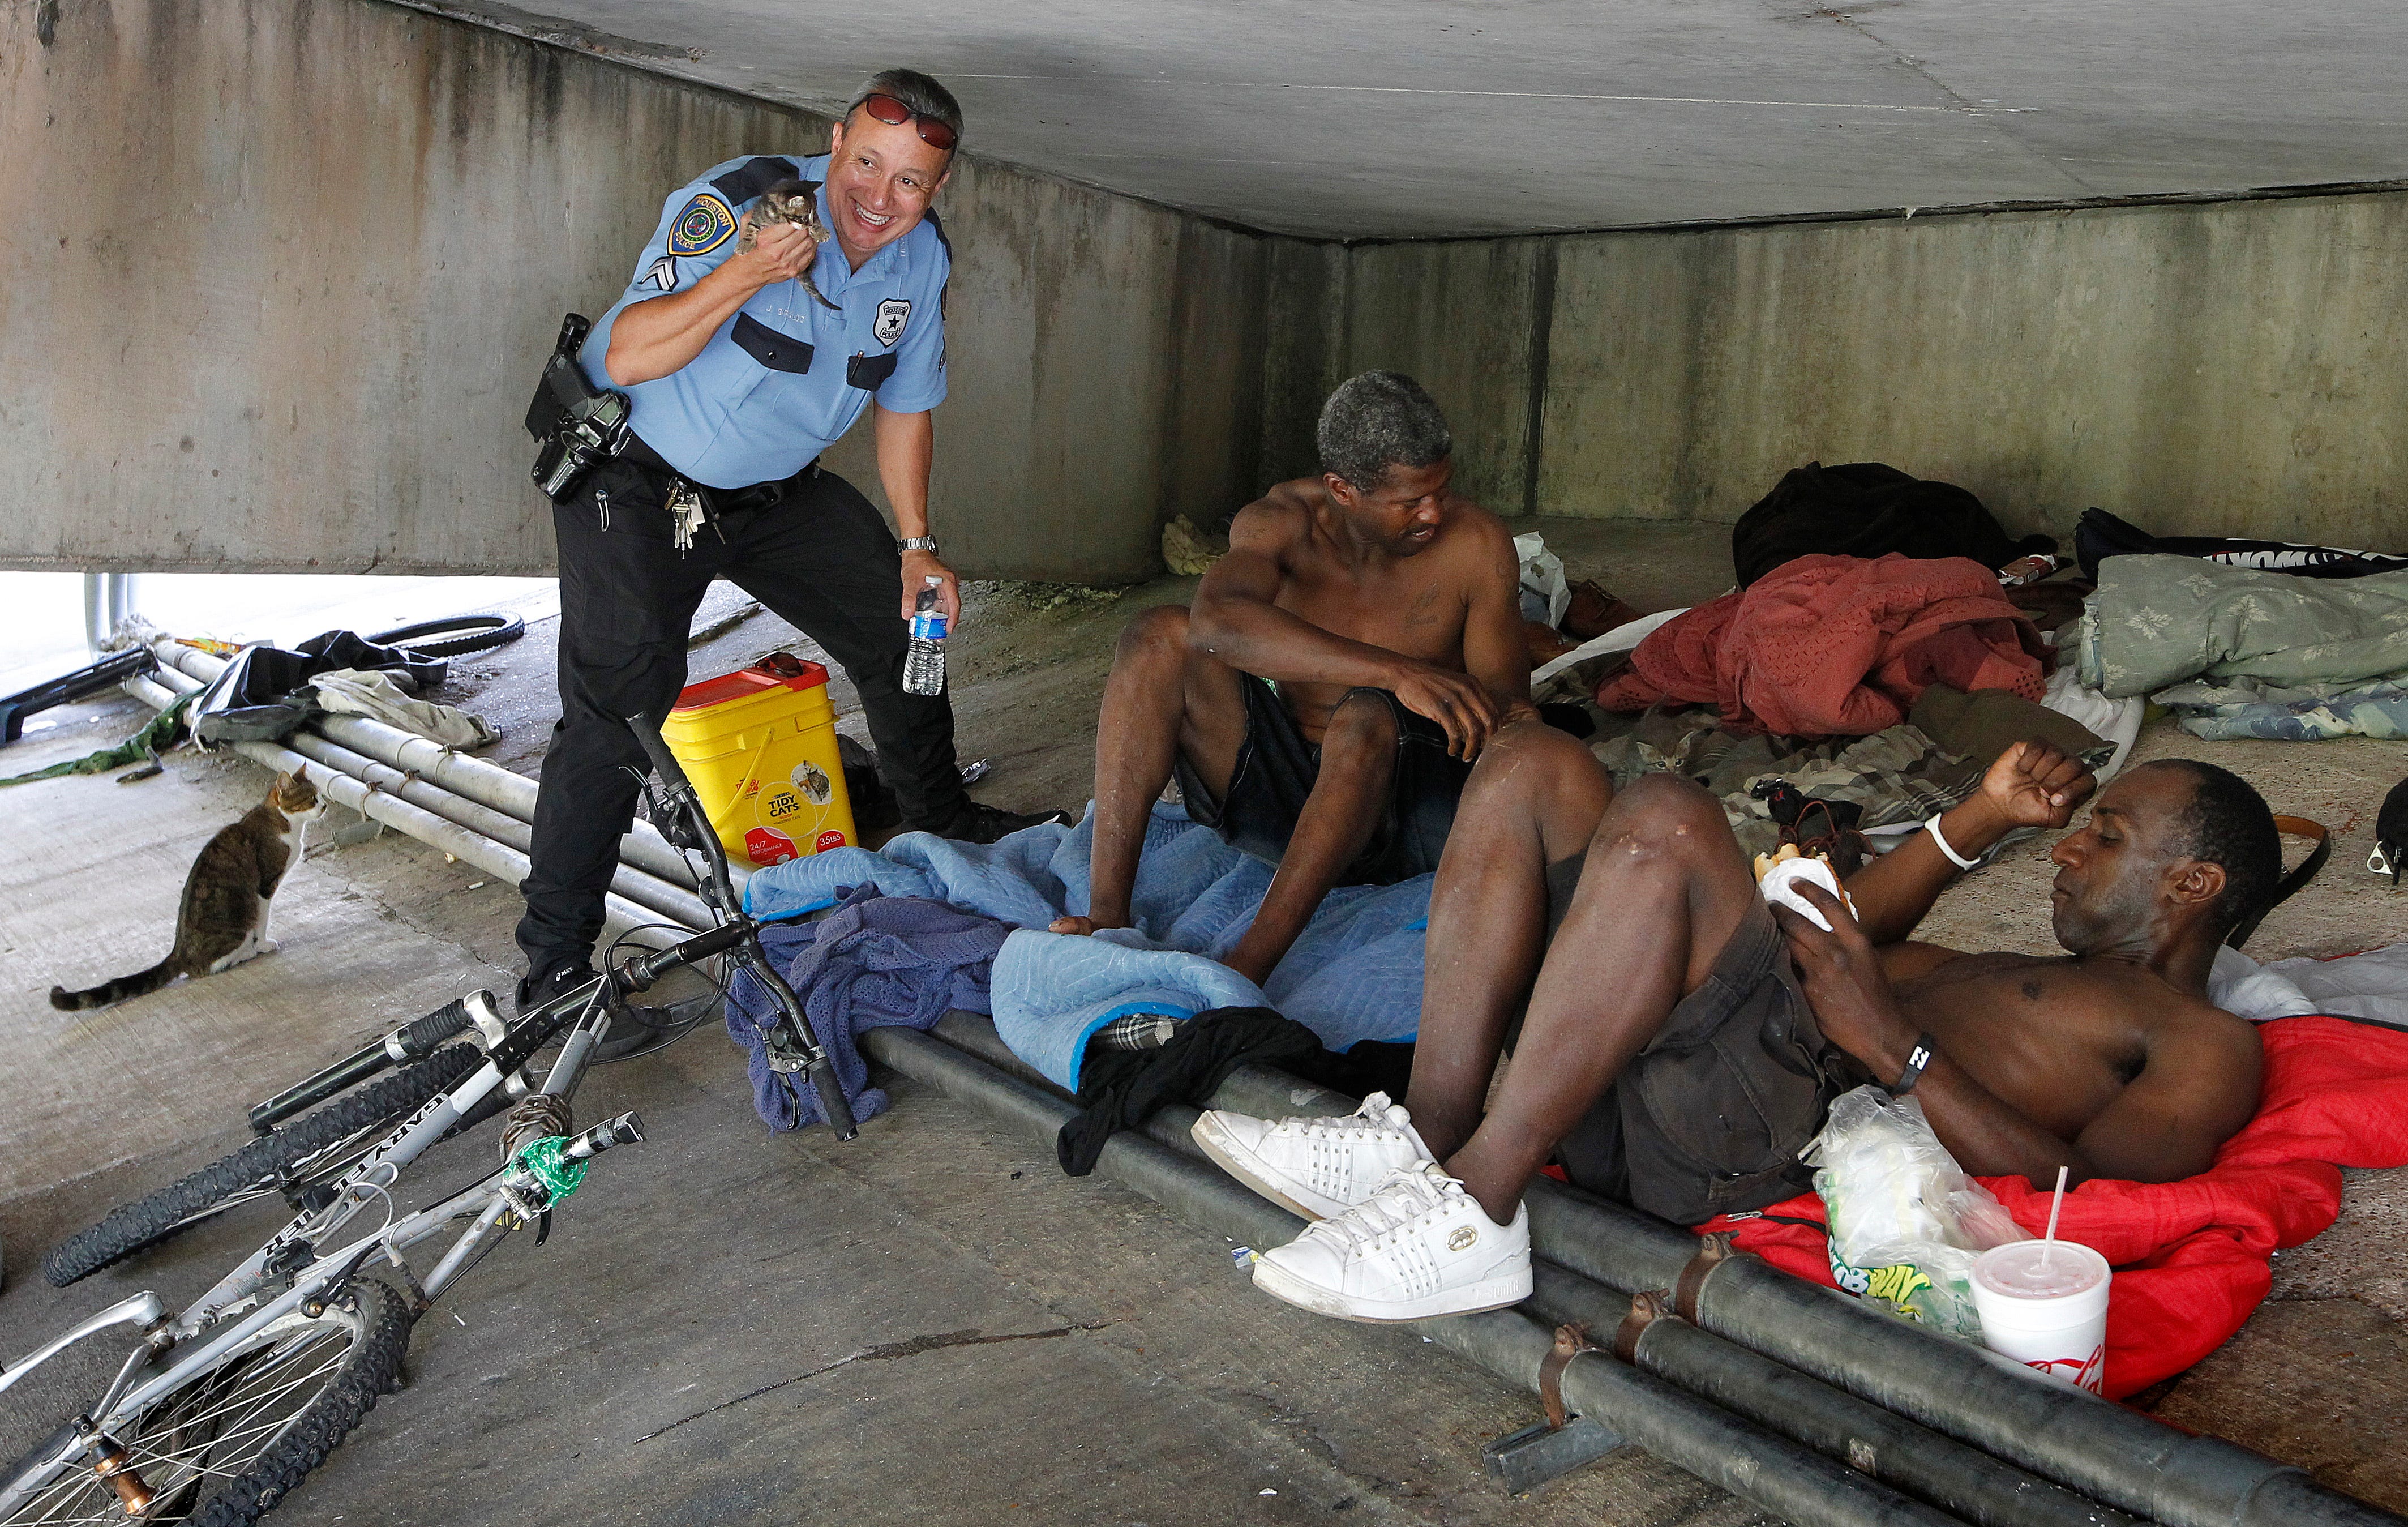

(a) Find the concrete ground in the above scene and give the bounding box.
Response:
[2,520,2405,1522]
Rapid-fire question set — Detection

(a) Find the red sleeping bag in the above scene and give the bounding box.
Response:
[1697,1016,2408,1398]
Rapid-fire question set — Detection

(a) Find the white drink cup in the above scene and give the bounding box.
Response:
[1971,1240,2112,1395]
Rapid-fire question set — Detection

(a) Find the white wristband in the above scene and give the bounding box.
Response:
[1925,813,1980,871]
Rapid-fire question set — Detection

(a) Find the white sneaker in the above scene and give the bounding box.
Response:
[1192,1092,1435,1220]
[1250,1161,1532,1323]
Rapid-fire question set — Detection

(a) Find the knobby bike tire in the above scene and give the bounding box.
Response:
[365,613,526,660]
[0,1280,413,1527]
[42,1045,485,1287]
[190,1281,414,1527]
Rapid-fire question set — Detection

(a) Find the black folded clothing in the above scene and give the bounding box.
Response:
[192,630,451,744]
[1058,1007,1327,1177]
[2075,507,2408,582]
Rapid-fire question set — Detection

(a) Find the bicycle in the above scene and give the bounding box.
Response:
[0,716,855,1524]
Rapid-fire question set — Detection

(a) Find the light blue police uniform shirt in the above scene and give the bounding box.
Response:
[580,153,949,490]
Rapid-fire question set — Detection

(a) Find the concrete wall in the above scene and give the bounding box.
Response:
[0,0,1265,581]
[1312,196,2408,545]
[7,0,2402,581]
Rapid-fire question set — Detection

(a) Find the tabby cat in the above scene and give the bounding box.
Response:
[49,771,325,1011]
[737,179,842,313]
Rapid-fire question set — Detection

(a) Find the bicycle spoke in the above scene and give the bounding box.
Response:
[6,1310,365,1526]
[123,1344,346,1469]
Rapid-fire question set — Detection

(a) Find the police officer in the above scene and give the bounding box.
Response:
[516,68,1053,1011]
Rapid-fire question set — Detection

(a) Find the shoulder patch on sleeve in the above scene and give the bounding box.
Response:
[711,156,801,208]
[668,193,737,256]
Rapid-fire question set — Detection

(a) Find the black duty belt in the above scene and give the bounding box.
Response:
[620,433,818,519]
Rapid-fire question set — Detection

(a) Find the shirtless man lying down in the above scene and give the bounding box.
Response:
[1194,721,2279,1321]
[1049,371,1529,985]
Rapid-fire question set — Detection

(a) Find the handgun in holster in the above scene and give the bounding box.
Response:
[525,313,632,503]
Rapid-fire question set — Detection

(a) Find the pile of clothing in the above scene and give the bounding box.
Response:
[2074,552,2408,740]
[1589,674,2124,862]
[1598,554,2050,737]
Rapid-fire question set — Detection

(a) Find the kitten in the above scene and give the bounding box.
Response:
[50,771,325,1011]
[736,179,842,313]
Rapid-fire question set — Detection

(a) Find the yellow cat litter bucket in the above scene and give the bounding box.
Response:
[662,652,857,867]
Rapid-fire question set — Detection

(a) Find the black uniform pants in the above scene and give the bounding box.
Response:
[514,454,965,978]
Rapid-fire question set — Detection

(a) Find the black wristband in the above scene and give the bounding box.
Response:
[1889,1032,1939,1096]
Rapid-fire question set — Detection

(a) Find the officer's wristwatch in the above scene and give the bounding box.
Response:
[898,536,940,555]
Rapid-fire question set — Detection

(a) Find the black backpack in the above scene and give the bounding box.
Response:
[1730,462,2053,588]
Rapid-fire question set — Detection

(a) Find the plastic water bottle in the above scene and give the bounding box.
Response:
[903,575,948,696]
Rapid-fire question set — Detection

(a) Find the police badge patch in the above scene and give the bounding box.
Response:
[640,255,681,292]
[667,193,737,256]
[874,298,911,348]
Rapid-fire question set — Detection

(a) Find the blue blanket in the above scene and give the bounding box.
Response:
[744,803,1429,1089]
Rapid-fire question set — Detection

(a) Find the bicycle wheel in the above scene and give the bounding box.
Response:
[0,1280,411,1526]
[364,613,526,660]
[44,1045,484,1288]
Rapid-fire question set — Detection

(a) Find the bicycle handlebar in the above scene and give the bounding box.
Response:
[562,1111,645,1161]
[246,991,495,1134]
[255,718,863,1146]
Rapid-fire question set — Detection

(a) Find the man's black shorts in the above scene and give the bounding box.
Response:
[1174,675,1472,886]
[1540,856,1863,1225]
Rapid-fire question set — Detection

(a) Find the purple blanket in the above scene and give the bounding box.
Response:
[726,887,1008,1130]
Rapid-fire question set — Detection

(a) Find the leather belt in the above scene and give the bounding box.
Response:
[620,433,818,518]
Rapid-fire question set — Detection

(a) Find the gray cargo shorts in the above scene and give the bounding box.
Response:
[1538,854,1862,1224]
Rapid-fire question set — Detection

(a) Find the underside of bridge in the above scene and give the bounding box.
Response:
[3,0,2403,579]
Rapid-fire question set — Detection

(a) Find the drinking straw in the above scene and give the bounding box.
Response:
[2039,1164,2069,1268]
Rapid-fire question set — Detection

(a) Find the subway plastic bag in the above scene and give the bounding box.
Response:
[1802,1084,2029,1340]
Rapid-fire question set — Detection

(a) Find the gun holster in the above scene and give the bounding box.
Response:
[526,313,632,503]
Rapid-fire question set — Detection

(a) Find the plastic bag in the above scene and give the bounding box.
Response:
[1802,1085,2028,1340]
[1514,533,1570,628]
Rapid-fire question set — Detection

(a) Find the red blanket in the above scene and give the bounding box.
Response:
[1699,1016,2408,1398]
[1599,553,2048,737]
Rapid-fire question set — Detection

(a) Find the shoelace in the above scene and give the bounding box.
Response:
[1299,1163,1459,1255]
[1282,1091,1407,1141]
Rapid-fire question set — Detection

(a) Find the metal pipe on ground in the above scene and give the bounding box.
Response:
[132,656,714,930]
[859,1024,1966,1527]
[123,671,695,943]
[1525,1267,2133,1527]
[921,1016,2132,1527]
[926,1016,2402,1527]
[143,635,729,896]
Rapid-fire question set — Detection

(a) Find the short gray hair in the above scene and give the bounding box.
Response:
[1317,371,1452,491]
[845,69,965,152]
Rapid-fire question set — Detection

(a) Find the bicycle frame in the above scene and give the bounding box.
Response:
[1,714,856,1517]
[0,1097,640,1515]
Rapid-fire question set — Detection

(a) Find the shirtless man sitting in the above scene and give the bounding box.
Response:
[1049,371,1529,985]
[1193,719,2279,1321]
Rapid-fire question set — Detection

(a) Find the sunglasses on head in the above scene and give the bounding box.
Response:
[858,92,958,152]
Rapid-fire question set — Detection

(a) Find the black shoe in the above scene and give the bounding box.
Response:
[514,962,598,1018]
[917,800,1072,845]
